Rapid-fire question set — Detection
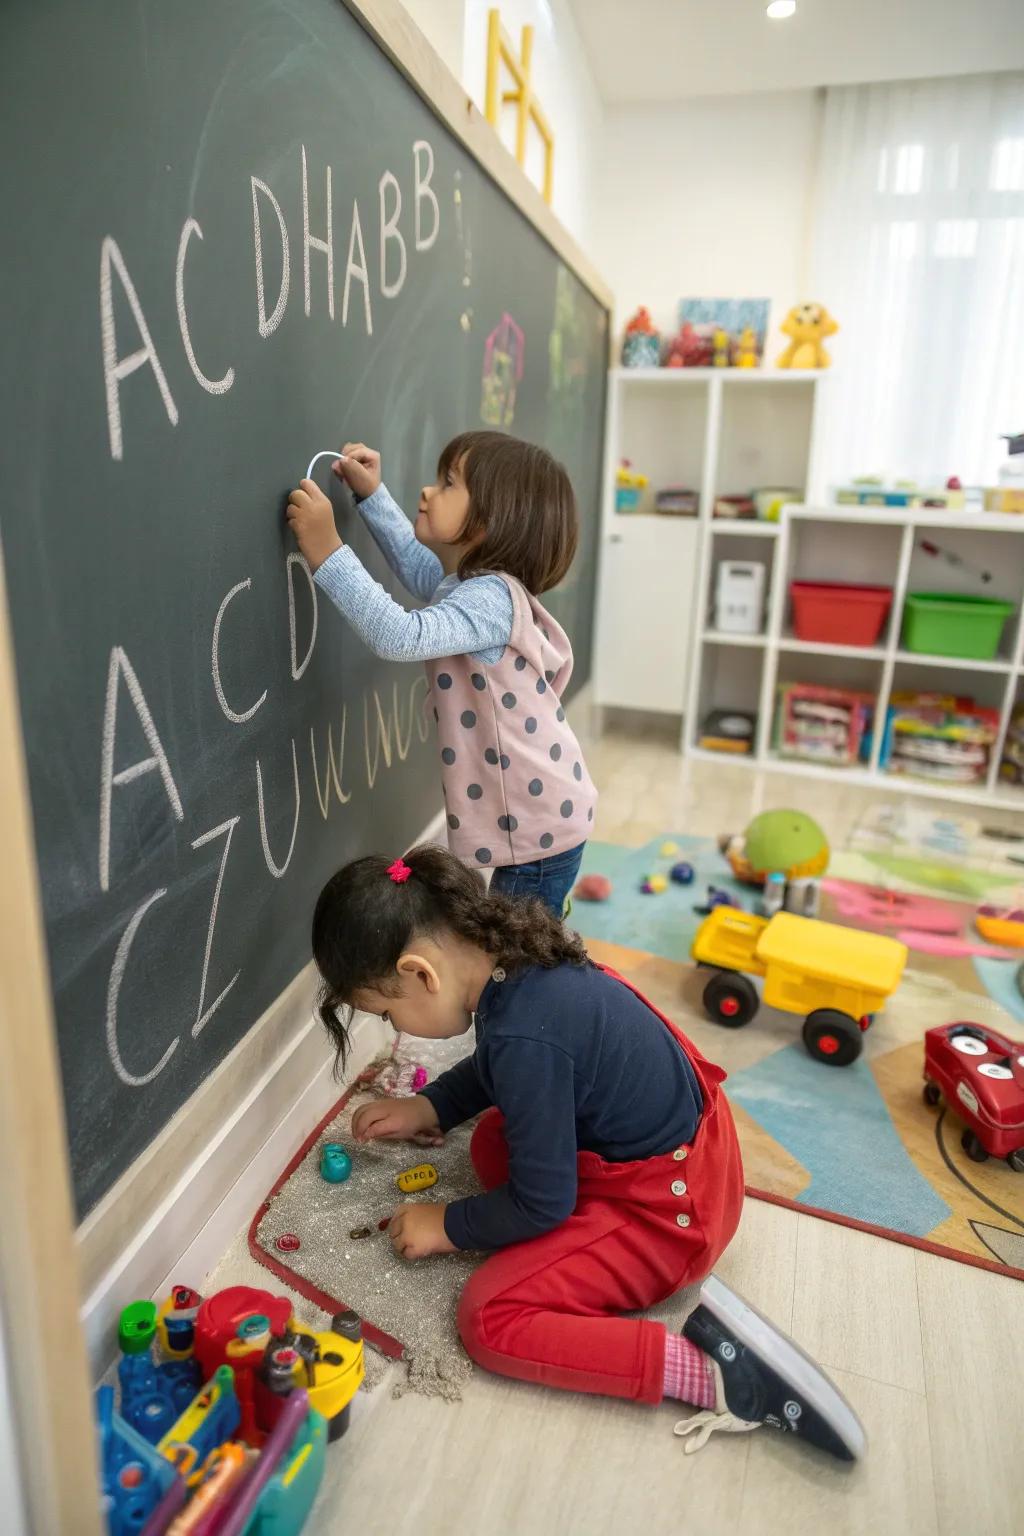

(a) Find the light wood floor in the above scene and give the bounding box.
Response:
[212,723,1024,1536]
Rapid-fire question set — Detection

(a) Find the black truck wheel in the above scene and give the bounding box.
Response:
[802,1009,863,1066]
[702,970,759,1028]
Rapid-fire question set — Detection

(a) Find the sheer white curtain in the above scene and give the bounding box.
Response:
[812,72,1024,488]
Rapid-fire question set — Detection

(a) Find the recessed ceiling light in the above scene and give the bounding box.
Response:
[767,1,797,17]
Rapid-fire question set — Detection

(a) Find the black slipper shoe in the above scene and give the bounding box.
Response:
[676,1274,866,1461]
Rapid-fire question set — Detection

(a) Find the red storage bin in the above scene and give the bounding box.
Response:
[790,581,893,646]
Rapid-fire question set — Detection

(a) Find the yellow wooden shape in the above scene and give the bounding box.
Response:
[485,8,554,203]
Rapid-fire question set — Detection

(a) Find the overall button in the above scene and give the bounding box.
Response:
[676,1213,691,1228]
[671,1179,687,1196]
[672,1149,688,1161]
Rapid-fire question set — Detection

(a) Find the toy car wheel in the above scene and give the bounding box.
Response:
[923,1081,941,1107]
[961,1130,989,1163]
[802,1009,862,1067]
[702,970,758,1028]
[1006,1148,1024,1174]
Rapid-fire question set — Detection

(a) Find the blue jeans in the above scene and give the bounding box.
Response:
[489,842,586,919]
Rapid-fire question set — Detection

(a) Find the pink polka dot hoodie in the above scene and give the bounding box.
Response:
[426,575,597,869]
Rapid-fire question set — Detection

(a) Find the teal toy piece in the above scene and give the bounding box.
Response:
[320,1144,352,1183]
[245,1408,328,1536]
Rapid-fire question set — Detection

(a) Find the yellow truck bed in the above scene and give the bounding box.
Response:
[692,906,907,1021]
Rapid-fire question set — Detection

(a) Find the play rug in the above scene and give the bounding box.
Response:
[572,835,1024,1282]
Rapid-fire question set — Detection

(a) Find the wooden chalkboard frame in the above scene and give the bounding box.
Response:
[0,0,611,1520]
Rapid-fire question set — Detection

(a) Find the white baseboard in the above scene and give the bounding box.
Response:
[82,805,446,1375]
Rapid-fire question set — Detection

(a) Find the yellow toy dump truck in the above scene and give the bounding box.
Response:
[691,907,907,1066]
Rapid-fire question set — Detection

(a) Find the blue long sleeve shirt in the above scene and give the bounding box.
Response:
[313,485,514,663]
[420,962,704,1251]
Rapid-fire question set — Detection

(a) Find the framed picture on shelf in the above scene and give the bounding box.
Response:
[674,298,770,368]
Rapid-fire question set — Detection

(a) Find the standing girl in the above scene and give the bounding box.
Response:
[287,432,596,916]
[311,845,865,1462]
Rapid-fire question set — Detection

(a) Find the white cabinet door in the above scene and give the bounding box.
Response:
[595,517,699,712]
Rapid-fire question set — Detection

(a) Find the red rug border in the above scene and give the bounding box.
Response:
[247,1075,405,1359]
[745,1185,1024,1283]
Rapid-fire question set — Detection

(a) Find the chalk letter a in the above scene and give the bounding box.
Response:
[99,647,184,893]
[342,200,373,335]
[100,236,179,462]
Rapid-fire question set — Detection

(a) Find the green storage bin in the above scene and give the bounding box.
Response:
[902,592,1015,660]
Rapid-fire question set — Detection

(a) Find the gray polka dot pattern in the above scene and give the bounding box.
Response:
[423,578,596,867]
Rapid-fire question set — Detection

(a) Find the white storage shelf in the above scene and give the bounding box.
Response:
[687,504,1024,811]
[593,368,826,716]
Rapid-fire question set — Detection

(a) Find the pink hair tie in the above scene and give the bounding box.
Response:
[387,858,412,884]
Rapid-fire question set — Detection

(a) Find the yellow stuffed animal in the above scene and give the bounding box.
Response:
[776,302,839,369]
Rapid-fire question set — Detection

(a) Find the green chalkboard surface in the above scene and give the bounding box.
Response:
[0,0,607,1217]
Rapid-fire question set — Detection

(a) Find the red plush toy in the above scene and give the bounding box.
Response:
[575,874,613,902]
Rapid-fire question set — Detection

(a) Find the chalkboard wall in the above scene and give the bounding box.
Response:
[0,0,608,1217]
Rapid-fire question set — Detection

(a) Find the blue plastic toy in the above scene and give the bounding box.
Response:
[95,1384,181,1536]
[670,861,695,885]
[707,887,739,910]
[319,1143,352,1183]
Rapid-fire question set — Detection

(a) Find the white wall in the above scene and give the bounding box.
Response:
[590,90,823,347]
[399,1,605,254]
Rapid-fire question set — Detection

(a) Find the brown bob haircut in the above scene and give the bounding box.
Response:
[437,430,578,594]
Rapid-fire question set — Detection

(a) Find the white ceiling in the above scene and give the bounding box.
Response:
[568,0,1024,104]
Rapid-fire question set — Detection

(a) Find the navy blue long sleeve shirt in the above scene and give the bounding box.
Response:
[419,961,704,1251]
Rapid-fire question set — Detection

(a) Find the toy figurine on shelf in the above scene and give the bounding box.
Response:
[615,458,649,513]
[733,327,759,368]
[664,320,710,368]
[712,326,731,367]
[620,306,661,368]
[776,302,839,368]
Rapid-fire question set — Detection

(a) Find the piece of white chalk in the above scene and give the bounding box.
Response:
[305,449,345,480]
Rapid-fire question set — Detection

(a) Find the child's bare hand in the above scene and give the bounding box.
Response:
[286,480,342,572]
[385,1202,455,1261]
[352,1095,441,1144]
[333,443,381,500]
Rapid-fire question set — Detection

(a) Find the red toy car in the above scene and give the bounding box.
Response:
[923,1022,1024,1171]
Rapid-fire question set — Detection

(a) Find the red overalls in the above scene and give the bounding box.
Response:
[456,966,745,1403]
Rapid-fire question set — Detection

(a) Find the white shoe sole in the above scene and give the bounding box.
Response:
[699,1273,867,1461]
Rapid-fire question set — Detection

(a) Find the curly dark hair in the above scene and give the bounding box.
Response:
[312,843,587,1075]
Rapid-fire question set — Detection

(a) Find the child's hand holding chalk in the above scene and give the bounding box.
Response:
[286,480,343,573]
[333,442,382,501]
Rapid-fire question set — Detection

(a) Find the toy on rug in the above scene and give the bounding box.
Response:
[98,1281,359,1535]
[320,1144,353,1182]
[376,1059,429,1096]
[693,885,740,916]
[776,301,838,369]
[975,900,1024,949]
[692,906,907,1066]
[923,1022,1024,1171]
[670,861,695,885]
[660,840,680,857]
[574,872,613,901]
[396,1162,439,1192]
[721,810,829,918]
[641,872,669,894]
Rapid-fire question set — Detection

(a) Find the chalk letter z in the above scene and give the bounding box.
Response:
[191,817,241,1038]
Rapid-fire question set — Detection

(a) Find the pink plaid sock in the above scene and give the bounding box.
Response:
[663,1333,717,1409]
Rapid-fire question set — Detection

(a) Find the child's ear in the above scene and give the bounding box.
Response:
[396,951,441,994]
